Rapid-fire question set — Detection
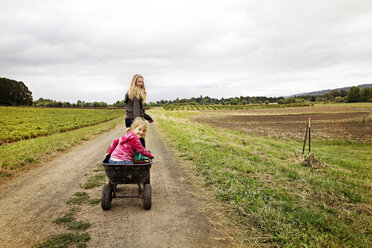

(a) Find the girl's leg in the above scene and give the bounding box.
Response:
[108,159,117,164]
[125,118,133,128]
[108,159,133,165]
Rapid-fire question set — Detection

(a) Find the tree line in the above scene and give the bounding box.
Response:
[1,77,371,107]
[290,87,371,103]
[33,98,108,108]
[148,87,371,106]
[0,77,109,108]
[148,95,285,106]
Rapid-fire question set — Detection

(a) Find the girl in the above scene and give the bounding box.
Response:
[125,74,153,147]
[107,118,154,164]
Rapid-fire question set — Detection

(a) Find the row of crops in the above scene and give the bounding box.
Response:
[163,103,313,111]
[0,107,125,144]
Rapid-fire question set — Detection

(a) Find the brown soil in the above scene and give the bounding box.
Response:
[0,124,236,248]
[193,109,372,142]
[202,106,371,115]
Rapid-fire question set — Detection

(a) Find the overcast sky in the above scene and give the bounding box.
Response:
[1,0,372,104]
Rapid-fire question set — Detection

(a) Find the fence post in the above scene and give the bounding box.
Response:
[302,121,309,154]
[309,117,311,152]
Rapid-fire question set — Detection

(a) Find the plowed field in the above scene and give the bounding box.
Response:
[193,106,372,142]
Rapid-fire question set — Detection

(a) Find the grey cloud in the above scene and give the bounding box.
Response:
[1,0,372,103]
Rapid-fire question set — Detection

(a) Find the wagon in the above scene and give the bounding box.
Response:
[101,154,152,210]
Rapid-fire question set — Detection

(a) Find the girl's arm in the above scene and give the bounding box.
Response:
[131,138,154,159]
[107,138,120,155]
[144,113,153,123]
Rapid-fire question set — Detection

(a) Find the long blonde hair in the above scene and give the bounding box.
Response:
[128,74,147,103]
[126,117,147,138]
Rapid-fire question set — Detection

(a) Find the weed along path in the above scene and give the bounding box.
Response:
[0,123,233,248]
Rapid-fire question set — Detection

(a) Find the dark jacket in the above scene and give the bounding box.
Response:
[124,93,152,121]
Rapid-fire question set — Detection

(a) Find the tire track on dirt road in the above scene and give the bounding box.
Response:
[0,123,234,247]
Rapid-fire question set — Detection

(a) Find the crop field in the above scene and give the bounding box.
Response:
[151,103,372,247]
[0,107,124,144]
[0,107,124,181]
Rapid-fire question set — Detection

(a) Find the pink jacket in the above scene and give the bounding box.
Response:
[107,131,154,161]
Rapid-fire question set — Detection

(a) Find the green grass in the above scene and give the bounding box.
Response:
[0,116,122,182]
[92,163,105,172]
[53,208,79,224]
[66,192,90,205]
[33,233,90,248]
[87,198,101,205]
[68,221,91,231]
[151,109,372,247]
[66,191,101,206]
[80,173,106,189]
[44,208,91,247]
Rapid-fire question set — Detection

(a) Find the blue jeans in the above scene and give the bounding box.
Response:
[108,159,134,165]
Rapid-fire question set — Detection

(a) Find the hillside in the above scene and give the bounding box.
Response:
[291,83,372,97]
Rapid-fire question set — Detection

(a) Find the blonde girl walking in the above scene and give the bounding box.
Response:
[125,74,153,147]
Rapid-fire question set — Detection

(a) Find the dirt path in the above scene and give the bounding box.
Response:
[0,123,234,248]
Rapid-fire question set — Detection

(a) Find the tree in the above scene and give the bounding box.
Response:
[0,77,33,106]
[335,96,345,103]
[92,101,108,108]
[347,87,360,102]
[77,100,84,108]
[229,98,239,105]
[240,99,248,105]
[329,90,340,100]
[360,88,371,102]
[113,100,125,107]
[340,90,348,97]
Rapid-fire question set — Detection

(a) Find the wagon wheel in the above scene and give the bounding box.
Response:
[101,183,113,210]
[141,184,151,210]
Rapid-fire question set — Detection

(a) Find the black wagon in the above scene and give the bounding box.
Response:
[101,155,152,210]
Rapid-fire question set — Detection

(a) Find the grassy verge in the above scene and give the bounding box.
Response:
[151,110,372,247]
[0,116,122,182]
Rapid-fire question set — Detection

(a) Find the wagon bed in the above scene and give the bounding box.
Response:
[101,155,153,210]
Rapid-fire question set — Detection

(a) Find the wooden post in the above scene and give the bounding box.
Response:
[302,121,309,154]
[308,117,311,152]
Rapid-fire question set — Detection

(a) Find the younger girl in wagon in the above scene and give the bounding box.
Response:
[107,117,154,164]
